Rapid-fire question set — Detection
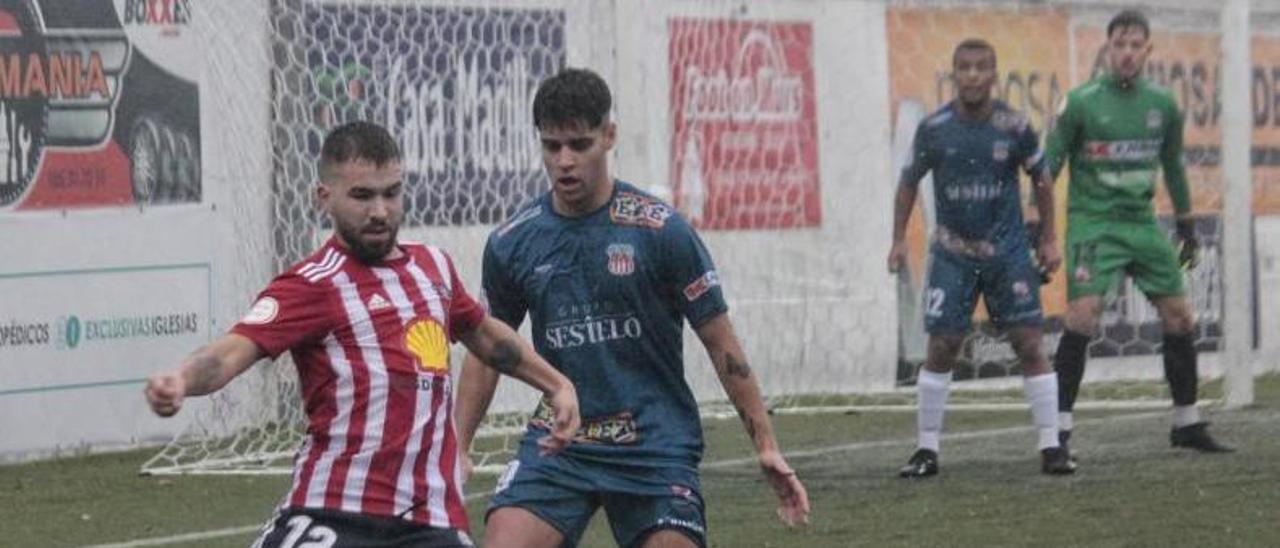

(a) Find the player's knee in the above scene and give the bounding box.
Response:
[925,336,964,372]
[1157,299,1196,335]
[1009,331,1045,366]
[1064,301,1101,335]
[1161,311,1195,335]
[484,507,563,548]
[639,528,700,548]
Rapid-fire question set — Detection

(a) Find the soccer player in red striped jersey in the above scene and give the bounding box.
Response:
[143,121,580,548]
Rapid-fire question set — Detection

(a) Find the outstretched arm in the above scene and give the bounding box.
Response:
[695,313,810,527]
[457,317,579,460]
[144,333,263,417]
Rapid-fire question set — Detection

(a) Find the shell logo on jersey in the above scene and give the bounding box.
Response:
[405,318,449,373]
[241,297,279,325]
[606,243,635,276]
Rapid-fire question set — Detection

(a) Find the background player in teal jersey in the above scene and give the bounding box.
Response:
[888,39,1074,477]
[455,68,810,548]
[1045,10,1232,455]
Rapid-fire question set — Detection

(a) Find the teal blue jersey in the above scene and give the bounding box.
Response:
[900,100,1046,257]
[483,181,728,468]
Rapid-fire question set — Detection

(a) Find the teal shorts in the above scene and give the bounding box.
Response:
[487,443,705,548]
[923,247,1043,334]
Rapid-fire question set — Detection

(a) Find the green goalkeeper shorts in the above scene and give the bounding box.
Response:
[1065,217,1185,300]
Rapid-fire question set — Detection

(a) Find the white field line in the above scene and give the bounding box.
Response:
[82,411,1168,548]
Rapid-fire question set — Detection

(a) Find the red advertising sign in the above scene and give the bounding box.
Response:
[0,1,200,211]
[669,19,821,230]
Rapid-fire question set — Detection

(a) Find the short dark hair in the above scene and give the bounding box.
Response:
[532,67,612,131]
[318,121,400,181]
[1107,9,1150,39]
[953,38,996,68]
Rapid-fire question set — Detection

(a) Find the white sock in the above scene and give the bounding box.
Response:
[1024,373,1060,450]
[1172,405,1201,428]
[1058,412,1074,433]
[916,369,952,453]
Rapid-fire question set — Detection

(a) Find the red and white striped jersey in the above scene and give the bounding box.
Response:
[231,237,485,530]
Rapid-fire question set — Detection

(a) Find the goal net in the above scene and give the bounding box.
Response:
[142,0,1271,476]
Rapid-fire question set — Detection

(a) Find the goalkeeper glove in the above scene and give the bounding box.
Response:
[1175,217,1199,270]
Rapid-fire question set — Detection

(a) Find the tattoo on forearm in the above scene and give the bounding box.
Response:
[724,355,753,379]
[487,337,522,375]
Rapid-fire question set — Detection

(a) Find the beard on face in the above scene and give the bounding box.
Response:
[337,221,398,264]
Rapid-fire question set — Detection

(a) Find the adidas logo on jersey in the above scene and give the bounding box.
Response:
[367,293,392,311]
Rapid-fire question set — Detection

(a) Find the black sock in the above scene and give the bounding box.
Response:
[1163,333,1199,406]
[1054,330,1090,413]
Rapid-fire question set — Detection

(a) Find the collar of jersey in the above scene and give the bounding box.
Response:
[325,235,410,267]
[544,179,621,221]
[1102,71,1143,92]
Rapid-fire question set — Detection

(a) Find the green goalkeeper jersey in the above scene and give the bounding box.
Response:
[1046,73,1191,223]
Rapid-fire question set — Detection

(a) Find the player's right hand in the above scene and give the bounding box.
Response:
[144,371,186,417]
[537,383,580,456]
[887,240,908,274]
[758,450,810,528]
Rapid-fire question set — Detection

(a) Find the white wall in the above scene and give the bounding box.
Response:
[0,0,274,462]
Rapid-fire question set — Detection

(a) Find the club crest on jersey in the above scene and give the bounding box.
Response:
[606,243,636,276]
[1147,109,1162,129]
[611,192,673,229]
[405,318,449,373]
[241,297,279,325]
[993,140,1010,162]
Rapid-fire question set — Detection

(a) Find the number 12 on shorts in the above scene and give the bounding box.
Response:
[280,515,337,548]
[925,288,945,318]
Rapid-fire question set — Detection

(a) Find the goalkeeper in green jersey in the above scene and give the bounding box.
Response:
[1045,9,1231,455]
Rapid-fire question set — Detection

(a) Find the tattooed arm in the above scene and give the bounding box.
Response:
[457,316,580,466]
[144,334,263,417]
[695,313,811,527]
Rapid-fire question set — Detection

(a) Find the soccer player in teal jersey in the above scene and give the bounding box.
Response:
[1045,10,1232,455]
[454,68,809,548]
[889,39,1074,477]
